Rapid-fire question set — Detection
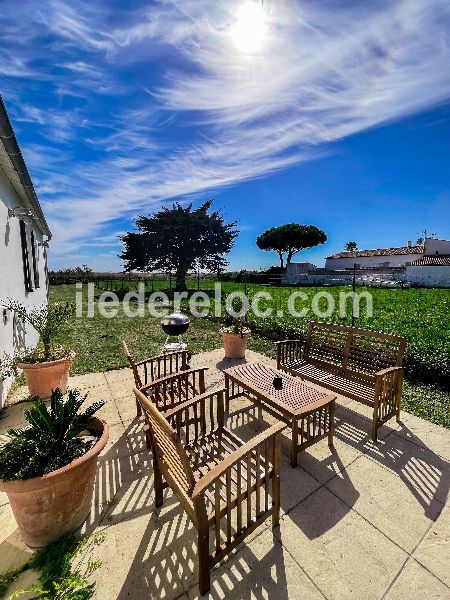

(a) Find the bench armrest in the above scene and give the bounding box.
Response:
[375,366,403,377]
[275,340,304,369]
[192,422,285,499]
[164,389,226,440]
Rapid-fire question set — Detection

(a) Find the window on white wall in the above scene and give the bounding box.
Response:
[19,219,33,292]
[30,230,40,288]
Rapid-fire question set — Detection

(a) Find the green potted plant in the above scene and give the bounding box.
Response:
[3,300,75,399]
[220,295,251,359]
[0,388,108,547]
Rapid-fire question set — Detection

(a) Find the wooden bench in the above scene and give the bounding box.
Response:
[134,387,284,595]
[276,321,406,441]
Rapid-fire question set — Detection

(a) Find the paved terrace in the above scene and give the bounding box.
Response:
[0,349,449,599]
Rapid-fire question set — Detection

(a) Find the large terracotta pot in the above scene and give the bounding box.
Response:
[220,330,251,359]
[0,418,109,548]
[17,353,75,400]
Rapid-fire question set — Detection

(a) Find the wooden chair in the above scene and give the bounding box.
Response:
[134,387,284,595]
[122,340,190,415]
[139,367,208,415]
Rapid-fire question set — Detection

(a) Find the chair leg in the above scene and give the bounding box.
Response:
[135,397,142,417]
[198,529,210,596]
[371,416,378,443]
[328,400,335,447]
[154,460,164,508]
[290,419,298,468]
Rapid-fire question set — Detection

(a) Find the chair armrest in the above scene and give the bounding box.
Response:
[164,389,226,440]
[192,422,286,499]
[139,366,208,393]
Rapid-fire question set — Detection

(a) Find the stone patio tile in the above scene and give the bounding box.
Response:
[363,433,450,509]
[326,455,443,552]
[335,401,401,442]
[0,529,34,572]
[299,436,361,485]
[394,413,450,462]
[104,368,134,385]
[107,380,134,401]
[5,384,31,406]
[99,422,133,460]
[81,390,122,425]
[277,487,407,600]
[83,452,146,533]
[113,393,139,423]
[1,568,40,600]
[187,527,326,599]
[0,490,8,506]
[0,400,33,431]
[70,371,107,389]
[0,503,18,546]
[414,503,450,587]
[81,509,192,599]
[385,559,450,599]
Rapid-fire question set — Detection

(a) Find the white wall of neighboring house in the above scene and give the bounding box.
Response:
[325,253,421,270]
[0,166,49,406]
[406,265,450,287]
[423,238,450,255]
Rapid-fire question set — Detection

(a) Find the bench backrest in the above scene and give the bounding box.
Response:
[304,321,405,378]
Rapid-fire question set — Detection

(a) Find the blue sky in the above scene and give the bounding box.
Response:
[1,0,449,271]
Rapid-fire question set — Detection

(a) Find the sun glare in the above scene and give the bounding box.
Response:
[231,1,266,54]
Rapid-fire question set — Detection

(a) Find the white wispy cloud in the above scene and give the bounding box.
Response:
[1,0,449,267]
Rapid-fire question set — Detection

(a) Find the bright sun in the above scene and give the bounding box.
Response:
[231,1,267,54]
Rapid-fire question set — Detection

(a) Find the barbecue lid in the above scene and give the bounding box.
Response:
[160,312,190,327]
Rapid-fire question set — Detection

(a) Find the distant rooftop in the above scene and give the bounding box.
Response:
[327,246,423,259]
[410,255,450,266]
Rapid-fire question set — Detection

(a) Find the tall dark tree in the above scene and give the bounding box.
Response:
[120,200,238,291]
[345,241,358,251]
[256,224,327,269]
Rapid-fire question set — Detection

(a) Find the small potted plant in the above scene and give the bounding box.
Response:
[3,300,75,399]
[220,295,251,359]
[0,388,108,547]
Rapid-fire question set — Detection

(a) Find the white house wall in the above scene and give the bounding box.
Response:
[423,238,450,256]
[0,167,49,407]
[406,265,450,287]
[325,254,420,270]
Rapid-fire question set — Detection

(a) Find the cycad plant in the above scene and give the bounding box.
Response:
[3,300,74,362]
[0,388,104,481]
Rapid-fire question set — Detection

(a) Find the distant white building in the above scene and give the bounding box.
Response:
[0,96,51,406]
[406,254,450,288]
[325,242,423,270]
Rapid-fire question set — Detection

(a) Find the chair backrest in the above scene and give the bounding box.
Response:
[134,388,196,518]
[122,340,189,388]
[305,322,405,377]
[139,367,207,413]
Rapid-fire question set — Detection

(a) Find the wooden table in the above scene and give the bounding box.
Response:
[224,363,336,467]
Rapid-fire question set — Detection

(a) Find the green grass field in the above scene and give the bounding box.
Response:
[48,283,449,428]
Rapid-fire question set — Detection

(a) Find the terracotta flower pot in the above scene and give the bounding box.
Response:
[220,330,251,359]
[0,418,109,548]
[17,353,75,400]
